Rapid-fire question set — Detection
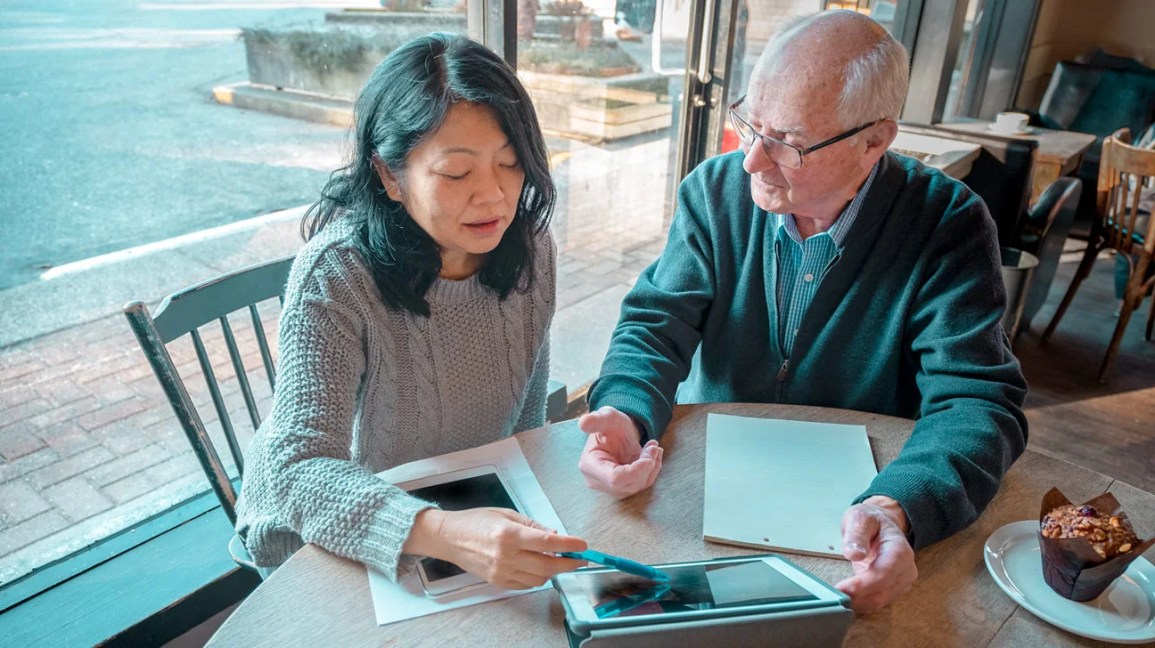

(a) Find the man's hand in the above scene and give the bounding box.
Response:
[577,406,663,498]
[834,496,918,614]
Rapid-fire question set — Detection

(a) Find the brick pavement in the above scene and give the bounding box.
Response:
[0,133,673,585]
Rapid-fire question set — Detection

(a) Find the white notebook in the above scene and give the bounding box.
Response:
[703,414,878,558]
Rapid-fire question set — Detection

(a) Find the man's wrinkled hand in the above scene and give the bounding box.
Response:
[834,496,918,614]
[577,406,663,498]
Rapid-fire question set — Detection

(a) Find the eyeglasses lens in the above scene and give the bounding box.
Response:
[730,113,802,169]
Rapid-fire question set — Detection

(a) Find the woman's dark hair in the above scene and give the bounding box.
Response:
[302,32,556,316]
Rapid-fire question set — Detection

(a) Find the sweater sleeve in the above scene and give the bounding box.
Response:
[237,250,434,581]
[514,227,558,432]
[515,335,550,432]
[855,193,1028,550]
[587,173,717,439]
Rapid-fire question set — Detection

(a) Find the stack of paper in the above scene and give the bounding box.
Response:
[703,414,878,558]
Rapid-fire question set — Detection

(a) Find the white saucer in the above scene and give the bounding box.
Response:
[984,520,1155,644]
[987,123,1036,136]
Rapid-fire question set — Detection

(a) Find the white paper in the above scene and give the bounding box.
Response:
[366,436,567,626]
[702,414,878,558]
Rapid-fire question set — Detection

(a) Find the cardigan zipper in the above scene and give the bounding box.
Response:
[775,359,790,402]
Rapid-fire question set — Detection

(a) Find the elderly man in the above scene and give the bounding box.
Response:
[578,10,1028,613]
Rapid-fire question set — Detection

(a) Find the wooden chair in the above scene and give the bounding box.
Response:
[125,256,570,574]
[124,256,294,574]
[1043,129,1155,380]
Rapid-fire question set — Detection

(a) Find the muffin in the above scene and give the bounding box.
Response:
[1037,488,1154,601]
[1041,503,1139,559]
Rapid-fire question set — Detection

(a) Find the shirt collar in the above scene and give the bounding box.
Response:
[778,160,881,249]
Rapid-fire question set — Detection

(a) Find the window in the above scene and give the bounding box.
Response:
[0,0,471,591]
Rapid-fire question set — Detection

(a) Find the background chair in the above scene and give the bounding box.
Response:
[1014,177,1083,335]
[1043,129,1155,380]
[1028,59,1155,237]
[126,256,570,574]
[125,255,295,575]
[898,122,1038,246]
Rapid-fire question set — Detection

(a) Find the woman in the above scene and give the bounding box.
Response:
[235,33,586,589]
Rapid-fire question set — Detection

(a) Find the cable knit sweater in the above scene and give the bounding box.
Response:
[235,217,555,581]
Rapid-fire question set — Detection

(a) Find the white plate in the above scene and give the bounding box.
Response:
[984,520,1155,644]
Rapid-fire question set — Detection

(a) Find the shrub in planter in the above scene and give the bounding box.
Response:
[543,0,587,15]
[539,0,601,47]
[379,0,426,10]
[519,40,639,77]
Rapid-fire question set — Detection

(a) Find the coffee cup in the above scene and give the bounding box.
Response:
[992,111,1029,135]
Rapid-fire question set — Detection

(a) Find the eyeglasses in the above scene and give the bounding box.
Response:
[728,95,881,169]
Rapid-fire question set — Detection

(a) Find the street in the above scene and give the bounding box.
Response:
[0,0,376,291]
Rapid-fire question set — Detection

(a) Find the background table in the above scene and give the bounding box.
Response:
[933,121,1097,207]
[207,403,1154,647]
[891,129,982,180]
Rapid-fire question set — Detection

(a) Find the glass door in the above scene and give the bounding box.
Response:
[719,1,920,154]
[509,0,740,392]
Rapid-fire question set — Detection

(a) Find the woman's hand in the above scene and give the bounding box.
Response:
[405,507,588,589]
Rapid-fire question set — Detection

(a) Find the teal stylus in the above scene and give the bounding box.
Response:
[559,549,671,582]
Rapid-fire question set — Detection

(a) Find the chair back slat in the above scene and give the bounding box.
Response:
[220,315,262,437]
[250,304,277,392]
[124,302,240,524]
[191,328,241,475]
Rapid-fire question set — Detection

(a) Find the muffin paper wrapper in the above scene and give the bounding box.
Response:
[1038,487,1154,601]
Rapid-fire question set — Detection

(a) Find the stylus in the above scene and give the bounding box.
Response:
[559,550,671,582]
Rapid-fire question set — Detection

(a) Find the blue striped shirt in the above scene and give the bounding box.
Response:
[776,163,880,356]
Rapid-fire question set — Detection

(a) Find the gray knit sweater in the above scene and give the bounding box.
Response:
[235,217,555,581]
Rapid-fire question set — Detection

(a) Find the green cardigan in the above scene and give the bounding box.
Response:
[589,151,1028,550]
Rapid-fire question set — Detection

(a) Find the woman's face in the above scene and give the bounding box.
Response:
[378,102,525,280]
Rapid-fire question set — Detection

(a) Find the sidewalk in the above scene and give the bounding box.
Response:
[0,132,672,584]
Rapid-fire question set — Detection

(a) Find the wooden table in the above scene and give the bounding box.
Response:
[933,121,1097,206]
[207,404,1155,647]
[891,129,982,180]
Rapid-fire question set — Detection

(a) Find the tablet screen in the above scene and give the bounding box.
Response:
[575,559,817,619]
[409,472,519,513]
[409,472,520,581]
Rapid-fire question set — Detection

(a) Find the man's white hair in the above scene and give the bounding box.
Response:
[839,29,910,127]
[756,11,910,129]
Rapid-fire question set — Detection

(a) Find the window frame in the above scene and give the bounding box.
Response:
[0,490,255,646]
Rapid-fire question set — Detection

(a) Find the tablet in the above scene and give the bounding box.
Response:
[397,465,523,597]
[552,554,846,633]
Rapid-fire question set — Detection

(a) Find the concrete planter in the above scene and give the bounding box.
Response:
[324,8,467,32]
[518,70,671,142]
[243,35,381,100]
[234,25,668,141]
[324,9,603,42]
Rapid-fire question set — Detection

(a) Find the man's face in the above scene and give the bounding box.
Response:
[739,70,878,222]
